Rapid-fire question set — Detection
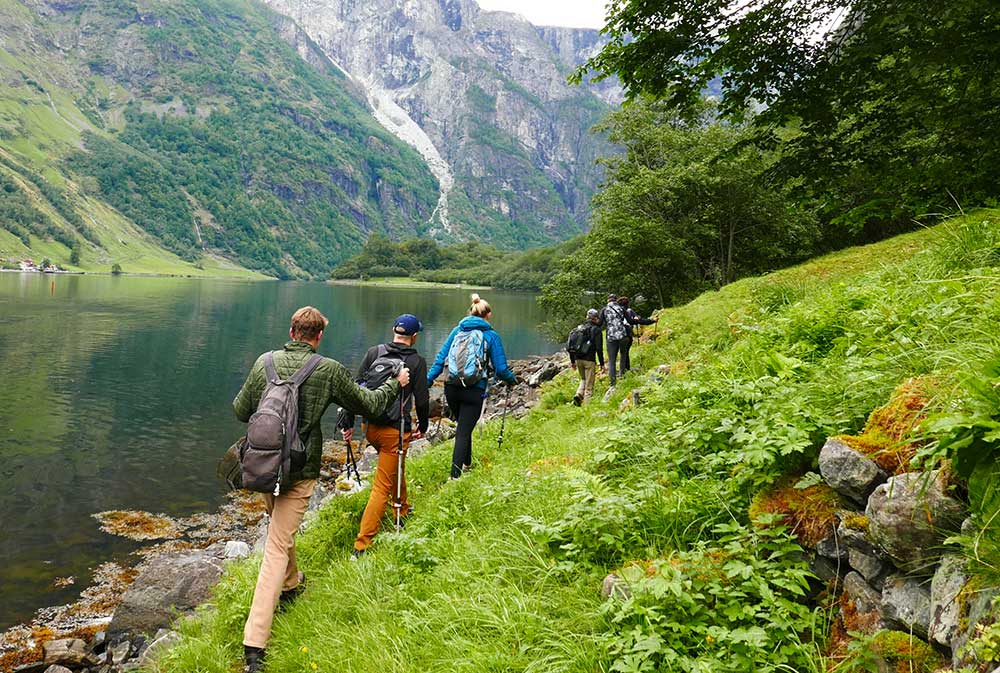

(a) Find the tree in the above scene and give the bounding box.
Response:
[579,0,1000,230]
[111,263,123,275]
[40,257,51,269]
[540,101,815,332]
[69,245,81,266]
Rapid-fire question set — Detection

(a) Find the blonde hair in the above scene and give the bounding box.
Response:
[290,306,329,340]
[469,293,492,317]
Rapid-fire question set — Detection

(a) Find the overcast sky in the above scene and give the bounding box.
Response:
[475,0,608,29]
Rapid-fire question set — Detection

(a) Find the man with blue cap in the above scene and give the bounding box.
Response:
[339,314,429,557]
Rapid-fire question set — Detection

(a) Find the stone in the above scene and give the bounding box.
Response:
[42,638,94,667]
[527,360,561,387]
[42,666,73,673]
[11,664,48,673]
[138,630,182,667]
[866,471,965,573]
[108,639,132,665]
[819,438,887,505]
[815,533,849,561]
[600,573,631,600]
[306,484,327,512]
[836,520,878,554]
[844,571,882,616]
[108,548,224,637]
[881,574,931,638]
[849,547,889,586]
[223,540,251,560]
[952,585,999,668]
[929,553,968,648]
[809,555,843,588]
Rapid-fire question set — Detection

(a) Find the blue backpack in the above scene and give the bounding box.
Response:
[447,329,489,386]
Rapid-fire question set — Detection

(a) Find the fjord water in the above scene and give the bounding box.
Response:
[0,273,556,630]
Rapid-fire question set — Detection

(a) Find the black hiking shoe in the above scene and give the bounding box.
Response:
[278,573,305,609]
[350,548,366,561]
[244,646,265,673]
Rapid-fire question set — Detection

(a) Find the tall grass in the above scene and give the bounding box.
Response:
[153,210,1000,672]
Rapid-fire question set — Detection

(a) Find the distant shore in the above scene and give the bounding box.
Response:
[328,277,494,290]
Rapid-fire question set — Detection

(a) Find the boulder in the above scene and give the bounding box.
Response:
[108,548,224,637]
[836,520,877,554]
[526,360,561,387]
[849,547,889,587]
[881,575,931,638]
[224,540,251,560]
[819,438,887,505]
[43,666,73,673]
[815,533,849,561]
[42,639,94,667]
[844,571,882,616]
[866,471,965,573]
[929,554,968,648]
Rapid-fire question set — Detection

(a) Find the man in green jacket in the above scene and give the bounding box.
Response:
[233,306,410,673]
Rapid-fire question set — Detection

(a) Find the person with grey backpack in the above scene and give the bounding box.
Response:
[232,306,410,673]
[600,293,629,389]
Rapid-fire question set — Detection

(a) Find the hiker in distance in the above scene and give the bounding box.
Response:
[600,293,629,391]
[567,308,604,406]
[338,314,429,559]
[427,293,516,479]
[232,306,410,673]
[618,296,655,375]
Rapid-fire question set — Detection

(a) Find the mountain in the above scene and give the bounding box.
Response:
[262,0,617,248]
[0,0,616,278]
[0,0,440,278]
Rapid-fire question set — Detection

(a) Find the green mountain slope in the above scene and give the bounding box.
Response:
[153,212,1000,671]
[0,0,441,278]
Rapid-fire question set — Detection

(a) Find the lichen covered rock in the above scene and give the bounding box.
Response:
[820,438,887,505]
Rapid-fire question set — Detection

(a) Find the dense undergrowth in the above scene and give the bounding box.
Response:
[153,211,1000,672]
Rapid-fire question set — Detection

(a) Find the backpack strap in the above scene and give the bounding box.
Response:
[264,351,279,384]
[288,353,325,387]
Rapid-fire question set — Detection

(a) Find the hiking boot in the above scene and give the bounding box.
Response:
[350,548,366,561]
[572,393,582,407]
[278,573,305,609]
[244,646,265,673]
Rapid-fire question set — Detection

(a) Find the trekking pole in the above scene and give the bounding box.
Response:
[497,383,511,451]
[394,392,408,532]
[344,434,362,485]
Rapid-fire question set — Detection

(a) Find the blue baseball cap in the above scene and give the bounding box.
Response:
[393,314,423,335]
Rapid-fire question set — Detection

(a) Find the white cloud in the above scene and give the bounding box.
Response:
[475,0,608,29]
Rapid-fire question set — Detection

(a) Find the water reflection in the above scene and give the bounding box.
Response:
[0,274,555,629]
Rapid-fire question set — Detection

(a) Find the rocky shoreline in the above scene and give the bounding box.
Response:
[0,353,570,673]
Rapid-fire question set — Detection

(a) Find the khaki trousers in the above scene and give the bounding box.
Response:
[575,359,597,403]
[355,424,411,551]
[243,478,316,648]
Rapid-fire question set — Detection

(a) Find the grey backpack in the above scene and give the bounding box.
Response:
[241,352,324,495]
[604,304,628,341]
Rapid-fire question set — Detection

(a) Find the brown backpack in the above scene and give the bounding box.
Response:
[240,351,323,495]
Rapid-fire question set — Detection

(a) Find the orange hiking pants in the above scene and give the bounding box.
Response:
[354,424,412,552]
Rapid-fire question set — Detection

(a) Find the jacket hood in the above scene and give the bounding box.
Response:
[384,341,419,357]
[459,316,493,331]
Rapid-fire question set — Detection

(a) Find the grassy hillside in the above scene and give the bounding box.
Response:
[152,211,1000,671]
[0,0,441,278]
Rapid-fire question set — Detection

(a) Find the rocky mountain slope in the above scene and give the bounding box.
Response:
[263,0,617,248]
[0,0,442,278]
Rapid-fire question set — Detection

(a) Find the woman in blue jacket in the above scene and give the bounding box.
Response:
[427,293,517,479]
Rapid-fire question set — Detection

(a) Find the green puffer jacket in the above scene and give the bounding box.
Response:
[233,341,401,482]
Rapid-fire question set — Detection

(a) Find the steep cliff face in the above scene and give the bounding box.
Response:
[263,0,617,248]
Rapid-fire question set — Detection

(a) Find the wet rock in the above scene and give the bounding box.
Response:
[108,548,224,637]
[820,438,887,505]
[866,471,965,573]
[601,574,631,600]
[881,574,931,638]
[223,540,251,560]
[138,630,182,667]
[844,571,883,616]
[43,638,94,667]
[929,554,968,648]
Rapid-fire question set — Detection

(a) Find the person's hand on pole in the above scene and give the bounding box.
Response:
[411,429,423,440]
[396,366,411,388]
[342,427,354,444]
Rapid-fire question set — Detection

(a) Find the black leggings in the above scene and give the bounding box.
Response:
[445,383,487,479]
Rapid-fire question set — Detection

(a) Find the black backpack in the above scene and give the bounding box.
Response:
[360,345,405,424]
[566,323,592,356]
[241,351,324,495]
